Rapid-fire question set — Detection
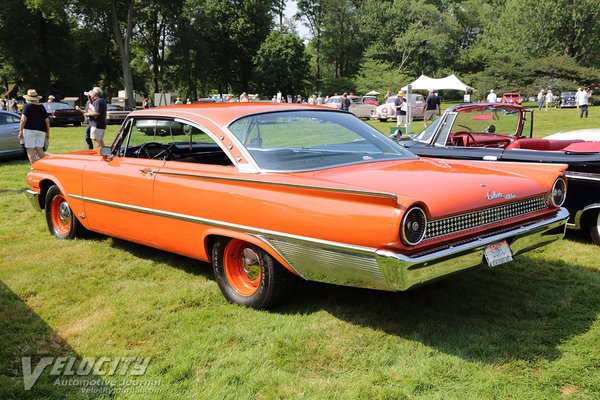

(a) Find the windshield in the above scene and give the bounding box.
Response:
[415,117,444,143]
[43,102,71,111]
[451,106,521,136]
[229,110,416,171]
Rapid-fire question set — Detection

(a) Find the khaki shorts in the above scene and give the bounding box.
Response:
[24,129,46,148]
[90,127,105,141]
[424,110,437,121]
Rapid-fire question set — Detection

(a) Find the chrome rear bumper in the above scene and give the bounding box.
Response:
[264,208,569,291]
[25,189,42,211]
[375,207,569,290]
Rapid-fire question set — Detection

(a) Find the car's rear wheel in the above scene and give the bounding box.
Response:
[45,185,85,239]
[588,210,600,246]
[212,238,298,309]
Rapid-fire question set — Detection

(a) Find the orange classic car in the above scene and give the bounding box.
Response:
[26,103,569,309]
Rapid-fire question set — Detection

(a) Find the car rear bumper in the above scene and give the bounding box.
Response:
[375,208,569,290]
[263,208,568,292]
[25,189,41,211]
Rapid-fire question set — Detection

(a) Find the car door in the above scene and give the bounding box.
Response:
[81,118,169,244]
[0,112,22,157]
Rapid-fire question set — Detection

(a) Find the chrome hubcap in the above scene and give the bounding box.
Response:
[241,248,260,281]
[58,201,71,225]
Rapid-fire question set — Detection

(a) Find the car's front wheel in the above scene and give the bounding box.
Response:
[212,238,298,309]
[45,185,85,239]
[589,210,600,246]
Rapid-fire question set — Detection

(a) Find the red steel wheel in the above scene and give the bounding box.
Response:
[223,240,262,297]
[50,194,72,236]
[44,185,85,240]
[212,238,298,309]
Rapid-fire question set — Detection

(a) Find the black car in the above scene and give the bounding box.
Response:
[397,103,600,245]
[560,91,577,108]
[42,102,84,126]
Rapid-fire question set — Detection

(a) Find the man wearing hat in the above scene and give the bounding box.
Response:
[83,87,107,148]
[47,95,55,102]
[18,89,49,164]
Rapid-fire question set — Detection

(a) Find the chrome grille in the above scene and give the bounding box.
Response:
[425,196,548,240]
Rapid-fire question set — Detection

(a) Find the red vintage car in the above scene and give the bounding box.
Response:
[499,92,522,105]
[26,103,568,309]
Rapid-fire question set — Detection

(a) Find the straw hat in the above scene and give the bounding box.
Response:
[23,89,42,102]
[397,90,405,96]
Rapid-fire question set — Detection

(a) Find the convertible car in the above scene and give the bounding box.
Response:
[398,103,600,245]
[26,103,568,309]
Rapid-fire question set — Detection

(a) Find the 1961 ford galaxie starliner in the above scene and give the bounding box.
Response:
[26,103,569,309]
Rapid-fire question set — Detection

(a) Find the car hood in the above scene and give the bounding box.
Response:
[301,158,553,219]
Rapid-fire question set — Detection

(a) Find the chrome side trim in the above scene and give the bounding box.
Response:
[71,192,568,292]
[261,236,393,290]
[25,190,41,211]
[68,194,375,254]
[155,171,398,201]
[565,171,600,182]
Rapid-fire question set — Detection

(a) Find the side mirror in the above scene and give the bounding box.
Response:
[100,146,112,157]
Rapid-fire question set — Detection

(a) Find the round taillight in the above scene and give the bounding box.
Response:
[549,178,567,207]
[402,207,427,245]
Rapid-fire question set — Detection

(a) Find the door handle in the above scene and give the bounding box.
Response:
[139,168,157,178]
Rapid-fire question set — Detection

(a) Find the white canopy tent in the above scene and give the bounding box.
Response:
[401,74,473,92]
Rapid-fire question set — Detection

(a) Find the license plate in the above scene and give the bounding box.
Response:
[484,240,513,267]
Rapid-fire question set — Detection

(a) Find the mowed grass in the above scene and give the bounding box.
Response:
[1,111,599,399]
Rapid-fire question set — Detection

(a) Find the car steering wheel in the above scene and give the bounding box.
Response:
[153,143,178,160]
[137,142,165,159]
[451,131,476,147]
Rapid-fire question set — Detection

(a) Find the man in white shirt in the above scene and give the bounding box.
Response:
[487,89,497,103]
[578,88,592,118]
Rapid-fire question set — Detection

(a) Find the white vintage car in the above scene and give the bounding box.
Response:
[373,94,425,122]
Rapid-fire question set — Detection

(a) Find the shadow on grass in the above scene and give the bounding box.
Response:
[0,281,113,399]
[86,234,600,364]
[278,255,600,364]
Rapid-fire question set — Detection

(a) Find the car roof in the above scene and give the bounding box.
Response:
[129,103,335,126]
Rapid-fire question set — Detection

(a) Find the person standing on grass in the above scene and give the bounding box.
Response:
[395,90,407,128]
[76,92,95,149]
[579,88,592,118]
[83,87,107,148]
[545,90,554,111]
[486,89,497,103]
[18,89,49,164]
[423,89,440,127]
[537,89,545,110]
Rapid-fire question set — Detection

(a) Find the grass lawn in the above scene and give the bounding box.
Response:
[1,110,599,399]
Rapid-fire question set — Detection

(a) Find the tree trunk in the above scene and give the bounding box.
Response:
[110,0,136,109]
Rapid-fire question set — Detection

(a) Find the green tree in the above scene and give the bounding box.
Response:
[253,31,310,97]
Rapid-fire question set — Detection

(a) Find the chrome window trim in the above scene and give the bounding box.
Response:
[120,114,254,172]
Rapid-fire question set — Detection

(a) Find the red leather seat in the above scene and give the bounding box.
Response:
[505,138,584,151]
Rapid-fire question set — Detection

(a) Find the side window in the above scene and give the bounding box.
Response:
[0,114,8,125]
[118,118,232,166]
